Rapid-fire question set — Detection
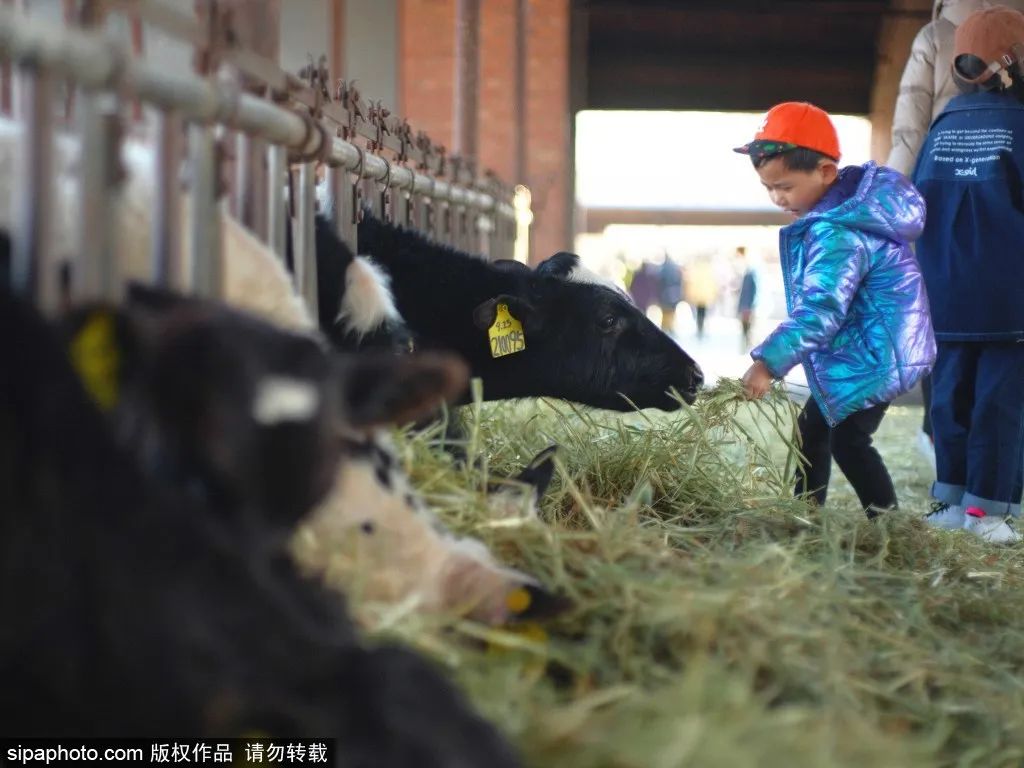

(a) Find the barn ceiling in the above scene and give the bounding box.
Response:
[579,0,931,114]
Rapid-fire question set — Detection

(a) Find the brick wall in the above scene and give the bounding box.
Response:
[478,0,517,181]
[524,0,569,263]
[398,0,456,148]
[398,0,571,262]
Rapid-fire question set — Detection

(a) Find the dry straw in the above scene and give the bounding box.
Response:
[314,380,1024,768]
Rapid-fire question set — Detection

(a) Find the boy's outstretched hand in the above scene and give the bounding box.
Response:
[742,360,773,400]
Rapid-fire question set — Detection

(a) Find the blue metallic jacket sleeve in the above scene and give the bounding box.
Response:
[753,222,866,378]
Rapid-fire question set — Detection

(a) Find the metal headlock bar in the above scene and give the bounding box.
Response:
[0,5,519,310]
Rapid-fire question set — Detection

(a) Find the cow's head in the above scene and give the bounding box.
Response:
[473,253,703,411]
[300,435,568,626]
[59,284,467,532]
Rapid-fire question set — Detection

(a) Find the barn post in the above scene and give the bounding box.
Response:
[328,160,357,251]
[267,141,288,262]
[222,0,279,241]
[331,80,359,251]
[74,0,124,303]
[0,0,15,115]
[329,0,344,91]
[869,0,933,163]
[13,67,56,312]
[452,0,480,252]
[187,121,222,298]
[152,109,185,288]
[295,158,319,319]
[449,156,465,252]
[188,0,225,299]
[514,0,527,190]
[128,13,143,122]
[77,91,123,302]
[435,149,451,247]
[453,0,479,164]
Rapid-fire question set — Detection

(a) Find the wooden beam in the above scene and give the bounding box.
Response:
[869,0,933,162]
[586,0,893,13]
[580,207,793,233]
[587,56,873,113]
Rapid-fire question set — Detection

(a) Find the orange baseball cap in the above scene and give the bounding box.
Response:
[733,102,841,162]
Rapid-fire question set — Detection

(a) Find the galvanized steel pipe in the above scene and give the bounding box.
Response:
[151,108,183,288]
[0,8,514,221]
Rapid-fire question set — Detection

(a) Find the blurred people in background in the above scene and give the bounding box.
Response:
[658,253,684,335]
[736,246,758,351]
[685,256,718,340]
[628,258,660,315]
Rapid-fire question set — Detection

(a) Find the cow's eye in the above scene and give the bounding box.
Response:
[597,314,617,331]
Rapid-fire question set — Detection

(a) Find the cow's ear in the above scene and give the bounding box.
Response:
[336,351,469,428]
[59,285,221,414]
[124,281,196,313]
[535,251,580,279]
[472,295,540,332]
[59,303,148,413]
[491,259,532,276]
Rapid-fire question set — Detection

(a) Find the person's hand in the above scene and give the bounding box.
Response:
[742,360,773,400]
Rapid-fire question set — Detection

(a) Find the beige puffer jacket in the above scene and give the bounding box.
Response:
[887,0,1024,174]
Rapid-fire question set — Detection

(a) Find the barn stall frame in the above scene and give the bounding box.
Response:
[0,2,521,317]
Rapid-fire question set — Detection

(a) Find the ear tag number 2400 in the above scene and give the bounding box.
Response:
[487,303,526,358]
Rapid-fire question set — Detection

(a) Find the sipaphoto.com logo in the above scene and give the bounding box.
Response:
[5,742,145,765]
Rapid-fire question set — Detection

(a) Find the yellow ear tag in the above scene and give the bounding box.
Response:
[487,303,526,358]
[69,311,120,411]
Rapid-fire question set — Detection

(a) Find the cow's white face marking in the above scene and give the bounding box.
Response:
[566,264,633,303]
[252,376,320,424]
[336,256,402,337]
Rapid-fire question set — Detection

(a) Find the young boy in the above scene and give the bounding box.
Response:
[911,6,1024,544]
[737,102,936,518]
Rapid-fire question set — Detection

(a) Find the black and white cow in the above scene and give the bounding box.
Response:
[0,288,521,764]
[297,431,567,624]
[56,282,467,538]
[350,214,704,411]
[285,211,412,353]
[0,115,563,625]
[57,283,562,625]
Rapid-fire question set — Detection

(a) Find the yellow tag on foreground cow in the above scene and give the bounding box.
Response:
[69,311,120,411]
[487,303,526,358]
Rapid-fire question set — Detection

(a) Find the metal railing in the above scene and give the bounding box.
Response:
[0,1,522,316]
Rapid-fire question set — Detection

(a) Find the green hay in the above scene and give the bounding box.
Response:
[333,380,1024,767]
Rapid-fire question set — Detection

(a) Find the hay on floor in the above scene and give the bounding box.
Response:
[314,380,1024,768]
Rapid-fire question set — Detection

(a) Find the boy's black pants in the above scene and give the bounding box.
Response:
[794,397,897,516]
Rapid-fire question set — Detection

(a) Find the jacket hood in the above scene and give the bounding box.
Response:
[800,163,926,245]
[937,0,1024,26]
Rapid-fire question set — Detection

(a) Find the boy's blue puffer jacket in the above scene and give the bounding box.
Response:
[752,162,936,426]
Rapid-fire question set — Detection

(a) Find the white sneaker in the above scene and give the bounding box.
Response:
[963,509,1022,545]
[923,502,965,530]
[917,430,936,471]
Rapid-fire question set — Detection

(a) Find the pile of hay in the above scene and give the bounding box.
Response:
[329,381,1024,767]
